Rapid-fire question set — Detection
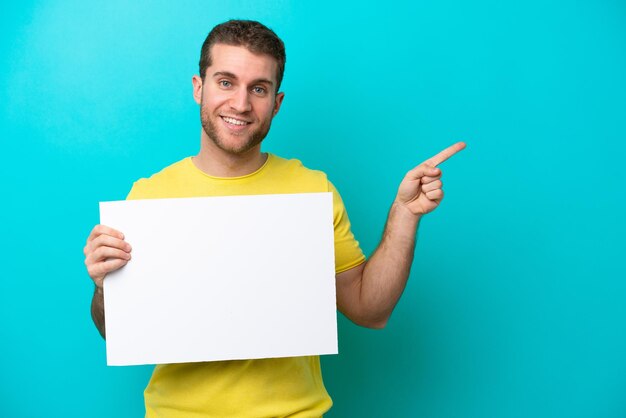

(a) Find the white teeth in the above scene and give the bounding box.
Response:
[223,116,248,126]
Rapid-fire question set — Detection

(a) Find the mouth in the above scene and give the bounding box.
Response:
[221,116,251,127]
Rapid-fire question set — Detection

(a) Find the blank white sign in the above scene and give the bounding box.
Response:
[99,193,337,366]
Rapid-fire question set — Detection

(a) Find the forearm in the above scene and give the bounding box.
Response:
[338,142,465,328]
[359,201,421,326]
[91,286,106,339]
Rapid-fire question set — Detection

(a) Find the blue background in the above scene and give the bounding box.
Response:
[2,1,625,417]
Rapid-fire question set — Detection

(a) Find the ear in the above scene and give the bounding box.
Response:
[273,92,285,116]
[192,75,203,105]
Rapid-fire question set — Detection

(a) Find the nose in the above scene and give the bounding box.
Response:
[229,88,252,113]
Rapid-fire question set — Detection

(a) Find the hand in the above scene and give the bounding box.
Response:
[83,225,132,289]
[396,142,466,216]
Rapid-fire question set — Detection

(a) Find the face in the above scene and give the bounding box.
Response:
[192,44,285,155]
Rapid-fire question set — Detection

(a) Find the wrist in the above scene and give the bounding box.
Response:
[392,200,423,224]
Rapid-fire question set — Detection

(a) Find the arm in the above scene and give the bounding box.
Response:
[84,225,132,339]
[91,287,106,338]
[336,142,466,329]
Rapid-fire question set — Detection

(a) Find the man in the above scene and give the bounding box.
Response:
[84,20,465,417]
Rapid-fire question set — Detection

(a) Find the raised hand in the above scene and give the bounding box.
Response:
[83,225,132,289]
[395,142,466,216]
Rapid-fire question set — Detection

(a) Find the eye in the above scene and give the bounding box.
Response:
[252,86,267,96]
[218,80,232,88]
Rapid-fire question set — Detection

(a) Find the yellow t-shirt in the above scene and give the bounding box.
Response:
[126,154,365,418]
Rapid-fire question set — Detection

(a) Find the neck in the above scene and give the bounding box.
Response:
[192,132,267,177]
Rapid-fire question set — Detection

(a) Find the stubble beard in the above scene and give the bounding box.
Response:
[200,101,272,155]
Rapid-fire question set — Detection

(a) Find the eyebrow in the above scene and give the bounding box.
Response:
[212,71,274,86]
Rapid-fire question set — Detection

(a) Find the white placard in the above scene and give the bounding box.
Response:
[99,193,337,366]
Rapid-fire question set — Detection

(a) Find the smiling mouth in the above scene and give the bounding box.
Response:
[221,116,251,126]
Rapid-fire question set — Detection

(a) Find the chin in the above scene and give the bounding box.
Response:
[214,136,262,155]
[201,117,268,155]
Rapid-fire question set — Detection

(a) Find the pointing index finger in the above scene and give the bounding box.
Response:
[425,142,466,167]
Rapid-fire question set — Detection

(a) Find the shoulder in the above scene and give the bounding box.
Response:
[126,157,192,199]
[267,154,330,191]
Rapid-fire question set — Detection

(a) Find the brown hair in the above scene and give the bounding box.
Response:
[199,20,286,92]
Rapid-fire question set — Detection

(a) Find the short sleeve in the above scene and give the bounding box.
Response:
[328,181,366,273]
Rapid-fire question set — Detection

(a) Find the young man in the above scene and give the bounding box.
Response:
[84,20,465,417]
